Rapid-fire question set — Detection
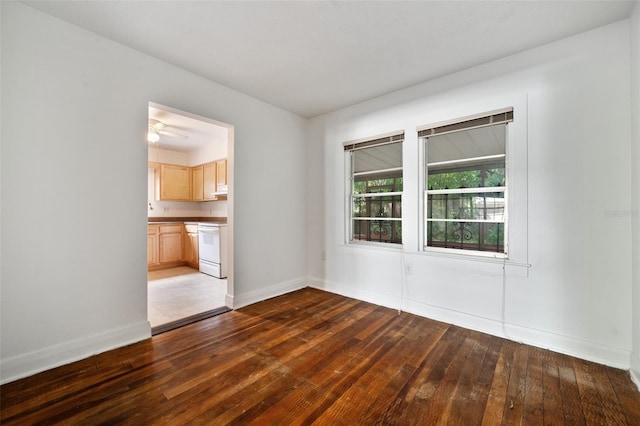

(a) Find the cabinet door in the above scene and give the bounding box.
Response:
[159,227,183,263]
[183,231,199,268]
[216,159,228,193]
[190,233,199,266]
[192,166,204,201]
[160,164,191,201]
[147,225,159,266]
[203,162,217,200]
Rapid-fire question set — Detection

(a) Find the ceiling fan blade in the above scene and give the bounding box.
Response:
[149,118,165,131]
[158,129,188,139]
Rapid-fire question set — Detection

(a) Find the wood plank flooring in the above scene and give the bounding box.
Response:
[2,288,640,425]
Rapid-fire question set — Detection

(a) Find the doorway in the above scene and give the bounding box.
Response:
[146,102,234,334]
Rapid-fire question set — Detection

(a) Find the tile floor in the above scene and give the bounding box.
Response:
[148,266,227,328]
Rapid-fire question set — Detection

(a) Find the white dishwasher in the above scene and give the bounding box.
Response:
[198,223,228,278]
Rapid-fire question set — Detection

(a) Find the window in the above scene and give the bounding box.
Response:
[420,110,513,255]
[345,133,403,245]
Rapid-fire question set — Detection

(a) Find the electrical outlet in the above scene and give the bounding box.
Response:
[163,207,170,212]
[405,264,413,275]
[322,251,326,261]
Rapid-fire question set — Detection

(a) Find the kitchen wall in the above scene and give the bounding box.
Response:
[308,19,634,368]
[1,2,307,383]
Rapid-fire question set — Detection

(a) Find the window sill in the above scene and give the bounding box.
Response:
[346,240,404,252]
[420,247,530,268]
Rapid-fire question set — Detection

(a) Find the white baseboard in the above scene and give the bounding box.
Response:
[630,355,640,391]
[225,293,234,309]
[312,277,631,370]
[232,276,309,309]
[0,321,151,385]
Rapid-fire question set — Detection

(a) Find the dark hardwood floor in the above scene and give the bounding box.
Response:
[2,288,640,425]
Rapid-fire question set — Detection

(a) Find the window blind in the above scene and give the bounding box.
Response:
[343,132,404,151]
[418,109,513,138]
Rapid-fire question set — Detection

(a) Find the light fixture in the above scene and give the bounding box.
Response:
[147,130,160,143]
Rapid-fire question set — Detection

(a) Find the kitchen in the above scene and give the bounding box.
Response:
[146,103,233,334]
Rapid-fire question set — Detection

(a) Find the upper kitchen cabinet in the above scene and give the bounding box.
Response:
[192,161,218,201]
[191,165,204,201]
[203,162,217,200]
[216,159,228,194]
[192,160,226,200]
[148,159,227,202]
[159,164,191,201]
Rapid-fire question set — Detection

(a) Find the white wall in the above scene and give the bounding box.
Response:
[1,2,307,383]
[630,1,640,384]
[189,140,228,166]
[308,20,634,368]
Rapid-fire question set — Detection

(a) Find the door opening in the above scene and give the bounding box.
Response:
[146,102,234,334]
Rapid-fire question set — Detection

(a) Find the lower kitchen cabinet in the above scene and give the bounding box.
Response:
[147,225,159,267]
[183,224,199,268]
[148,223,200,271]
[159,224,183,264]
[148,224,184,270]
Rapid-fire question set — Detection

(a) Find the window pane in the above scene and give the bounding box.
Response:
[354,176,402,194]
[424,120,507,254]
[353,220,402,244]
[427,192,505,220]
[428,163,504,190]
[349,140,403,245]
[353,143,402,173]
[352,195,402,219]
[426,221,504,252]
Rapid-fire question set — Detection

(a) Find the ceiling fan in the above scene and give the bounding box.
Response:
[148,118,188,142]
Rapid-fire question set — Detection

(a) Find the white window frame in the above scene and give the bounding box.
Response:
[419,109,513,259]
[344,132,404,247]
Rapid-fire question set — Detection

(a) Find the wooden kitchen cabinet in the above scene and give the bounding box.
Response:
[159,224,183,265]
[203,162,217,200]
[191,162,218,201]
[149,160,226,203]
[149,223,197,271]
[183,224,199,268]
[216,159,228,194]
[147,225,159,267]
[191,165,204,201]
[159,164,191,201]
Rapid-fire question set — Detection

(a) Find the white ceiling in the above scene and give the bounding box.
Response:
[148,106,229,152]
[23,0,635,118]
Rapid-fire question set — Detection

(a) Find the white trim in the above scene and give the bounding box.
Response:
[419,247,528,265]
[630,354,640,391]
[225,293,235,309]
[148,101,233,130]
[426,218,504,224]
[427,154,506,168]
[353,217,402,222]
[232,276,308,309]
[354,166,403,177]
[344,240,404,252]
[630,369,640,392]
[426,186,506,195]
[424,245,507,259]
[353,191,404,198]
[0,321,151,385]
